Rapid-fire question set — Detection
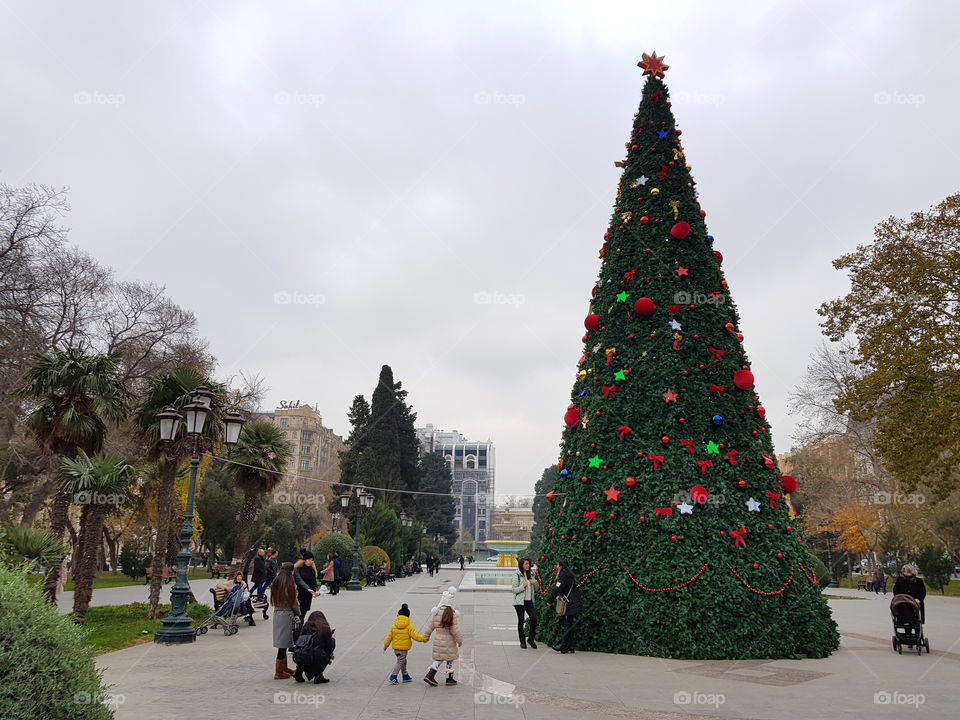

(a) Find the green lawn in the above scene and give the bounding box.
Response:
[81,602,212,655]
[63,567,214,591]
[837,573,960,597]
[823,594,867,600]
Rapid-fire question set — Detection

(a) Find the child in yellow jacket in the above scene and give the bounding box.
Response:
[383,603,424,684]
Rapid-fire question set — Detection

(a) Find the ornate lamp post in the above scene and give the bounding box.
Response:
[154,390,245,644]
[331,512,342,533]
[435,532,445,565]
[341,487,374,591]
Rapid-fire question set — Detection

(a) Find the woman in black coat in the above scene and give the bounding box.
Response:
[547,559,582,654]
[294,550,320,618]
[893,564,927,624]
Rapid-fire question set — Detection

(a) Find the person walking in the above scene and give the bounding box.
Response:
[872,565,887,595]
[331,552,342,595]
[893,564,927,623]
[293,610,336,684]
[320,554,334,593]
[383,603,425,684]
[427,556,434,577]
[511,558,539,648]
[270,562,300,679]
[294,550,320,617]
[422,606,463,686]
[250,548,268,598]
[458,555,465,571]
[547,559,582,654]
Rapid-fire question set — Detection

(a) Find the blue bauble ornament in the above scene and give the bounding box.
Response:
[711,414,724,426]
[578,390,587,397]
[560,469,569,477]
[706,234,715,244]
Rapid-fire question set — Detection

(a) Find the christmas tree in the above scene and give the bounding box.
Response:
[534,54,839,659]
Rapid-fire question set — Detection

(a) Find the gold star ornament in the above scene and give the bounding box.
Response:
[638,52,669,78]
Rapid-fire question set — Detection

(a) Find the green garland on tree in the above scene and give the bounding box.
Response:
[534,54,839,660]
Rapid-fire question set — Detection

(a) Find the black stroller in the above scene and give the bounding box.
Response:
[890,594,930,655]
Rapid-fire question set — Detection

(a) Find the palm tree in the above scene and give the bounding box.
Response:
[0,524,67,569]
[58,451,135,623]
[132,368,226,618]
[16,347,131,601]
[229,421,292,569]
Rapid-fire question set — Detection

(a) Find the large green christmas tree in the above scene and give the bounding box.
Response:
[534,54,839,659]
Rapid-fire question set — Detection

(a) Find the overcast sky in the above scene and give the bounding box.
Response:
[2,1,957,496]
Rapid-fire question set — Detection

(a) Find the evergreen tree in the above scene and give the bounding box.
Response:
[534,55,838,659]
[416,452,456,544]
[359,502,402,569]
[525,464,557,558]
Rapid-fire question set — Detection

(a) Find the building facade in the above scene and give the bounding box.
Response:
[415,424,495,555]
[492,507,534,544]
[256,402,346,497]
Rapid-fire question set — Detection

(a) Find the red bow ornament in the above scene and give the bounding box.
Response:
[583,511,598,526]
[695,459,713,476]
[647,454,665,470]
[730,526,747,548]
[653,507,674,518]
[766,490,781,509]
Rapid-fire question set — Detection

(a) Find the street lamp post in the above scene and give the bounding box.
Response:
[435,532,444,566]
[155,389,245,644]
[341,488,374,591]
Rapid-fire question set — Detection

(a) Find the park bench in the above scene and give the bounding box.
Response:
[144,567,177,584]
[856,580,868,590]
[210,564,230,578]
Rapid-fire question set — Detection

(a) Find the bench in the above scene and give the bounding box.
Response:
[145,567,177,584]
[857,581,868,591]
[210,564,230,578]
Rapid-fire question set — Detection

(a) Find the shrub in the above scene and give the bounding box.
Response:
[313,533,356,565]
[0,524,66,569]
[118,542,148,582]
[804,552,831,590]
[915,544,954,593]
[0,561,114,719]
[361,545,390,570]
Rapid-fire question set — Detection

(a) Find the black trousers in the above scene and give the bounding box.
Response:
[557,613,578,650]
[330,579,340,595]
[298,590,313,618]
[514,600,537,642]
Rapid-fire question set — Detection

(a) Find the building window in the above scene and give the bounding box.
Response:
[302,430,315,443]
[280,418,289,427]
[465,455,476,469]
[299,459,311,471]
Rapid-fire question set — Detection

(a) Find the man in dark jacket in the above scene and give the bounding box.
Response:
[547,559,582,654]
[265,549,278,587]
[250,548,267,598]
[331,552,342,595]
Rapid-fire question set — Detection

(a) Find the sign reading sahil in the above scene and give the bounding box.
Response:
[279,401,301,409]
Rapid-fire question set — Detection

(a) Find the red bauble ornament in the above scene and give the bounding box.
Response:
[640,215,650,224]
[670,221,690,239]
[585,314,600,332]
[780,475,798,494]
[594,530,601,537]
[563,406,581,427]
[786,526,793,532]
[678,417,685,423]
[639,515,646,522]
[755,405,766,418]
[767,524,774,529]
[738,480,747,488]
[634,296,656,316]
[670,535,678,542]
[714,250,723,263]
[752,563,759,569]
[690,485,709,504]
[661,436,670,444]
[625,476,637,488]
[724,322,735,332]
[776,552,784,559]
[733,369,755,390]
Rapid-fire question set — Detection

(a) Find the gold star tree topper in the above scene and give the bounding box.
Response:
[638,51,669,78]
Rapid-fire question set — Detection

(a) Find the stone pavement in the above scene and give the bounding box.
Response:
[97,566,960,719]
[57,577,221,614]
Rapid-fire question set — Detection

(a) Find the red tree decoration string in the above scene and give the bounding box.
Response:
[798,561,818,586]
[727,565,795,596]
[624,563,710,592]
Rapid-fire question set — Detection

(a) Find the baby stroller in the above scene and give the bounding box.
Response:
[890,594,930,655]
[195,583,245,636]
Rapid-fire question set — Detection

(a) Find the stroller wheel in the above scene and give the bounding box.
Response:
[199,626,208,635]
[223,627,231,636]
[230,625,239,635]
[892,637,898,651]
[924,638,930,653]
[897,640,903,654]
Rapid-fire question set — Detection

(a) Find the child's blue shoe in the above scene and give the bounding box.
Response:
[389,674,399,685]
[402,674,413,683]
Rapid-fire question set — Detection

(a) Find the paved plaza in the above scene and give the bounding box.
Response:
[94,567,959,719]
